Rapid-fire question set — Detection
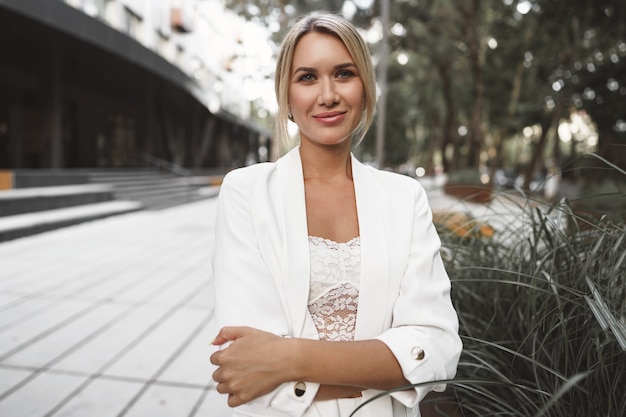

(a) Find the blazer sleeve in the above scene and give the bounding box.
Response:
[375,181,462,408]
[212,169,319,416]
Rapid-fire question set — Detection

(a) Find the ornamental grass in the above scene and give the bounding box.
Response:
[352,160,626,417]
[434,195,625,417]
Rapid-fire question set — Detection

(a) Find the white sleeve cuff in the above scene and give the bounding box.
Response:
[375,328,444,408]
[267,381,320,413]
[235,381,320,417]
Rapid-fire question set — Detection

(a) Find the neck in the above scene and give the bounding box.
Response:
[299,142,353,182]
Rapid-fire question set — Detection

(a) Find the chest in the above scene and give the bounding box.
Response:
[304,179,359,242]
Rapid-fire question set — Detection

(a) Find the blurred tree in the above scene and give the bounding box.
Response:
[454,0,486,170]
[554,1,626,180]
[388,0,625,185]
[223,0,374,41]
[388,0,478,172]
[224,0,625,185]
[491,0,626,187]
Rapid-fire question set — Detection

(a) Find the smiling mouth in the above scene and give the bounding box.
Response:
[313,111,347,123]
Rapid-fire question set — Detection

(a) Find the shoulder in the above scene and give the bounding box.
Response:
[222,162,275,186]
[220,148,303,204]
[222,147,299,189]
[217,163,277,209]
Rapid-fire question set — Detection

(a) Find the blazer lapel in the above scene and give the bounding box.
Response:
[352,156,391,340]
[274,150,391,340]
[276,147,312,338]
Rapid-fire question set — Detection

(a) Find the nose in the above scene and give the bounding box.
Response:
[318,79,339,106]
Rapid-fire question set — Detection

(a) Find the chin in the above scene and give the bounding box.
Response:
[313,138,352,148]
[308,133,353,146]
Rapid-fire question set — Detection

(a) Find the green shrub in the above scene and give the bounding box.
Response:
[352,159,625,417]
[439,195,626,417]
[572,178,626,224]
[446,169,487,186]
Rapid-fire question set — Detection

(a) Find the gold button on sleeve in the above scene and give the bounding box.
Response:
[294,381,306,397]
[411,346,425,360]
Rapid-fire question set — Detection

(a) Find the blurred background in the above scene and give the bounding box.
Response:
[0,0,624,229]
[0,3,623,416]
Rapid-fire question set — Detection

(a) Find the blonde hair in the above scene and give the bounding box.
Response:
[274,12,377,148]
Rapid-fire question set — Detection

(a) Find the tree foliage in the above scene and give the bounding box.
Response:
[224,0,626,186]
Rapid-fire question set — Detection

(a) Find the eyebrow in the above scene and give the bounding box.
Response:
[292,62,357,76]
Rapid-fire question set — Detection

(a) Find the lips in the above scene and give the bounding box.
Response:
[313,111,347,124]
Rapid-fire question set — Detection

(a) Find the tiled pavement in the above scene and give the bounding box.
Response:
[0,196,229,417]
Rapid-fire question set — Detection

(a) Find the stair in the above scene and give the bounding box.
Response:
[0,184,142,242]
[86,170,211,210]
[0,183,114,215]
[0,167,223,242]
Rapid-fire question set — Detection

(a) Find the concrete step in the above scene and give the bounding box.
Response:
[0,184,114,216]
[10,169,222,211]
[0,200,143,242]
[87,170,176,182]
[0,169,222,241]
[88,173,210,210]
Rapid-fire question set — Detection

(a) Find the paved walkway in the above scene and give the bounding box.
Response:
[0,197,229,417]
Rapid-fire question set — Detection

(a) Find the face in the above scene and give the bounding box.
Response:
[288,32,365,149]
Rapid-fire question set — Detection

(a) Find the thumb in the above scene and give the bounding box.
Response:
[211,326,246,346]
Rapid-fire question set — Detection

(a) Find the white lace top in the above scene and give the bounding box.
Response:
[307,236,361,342]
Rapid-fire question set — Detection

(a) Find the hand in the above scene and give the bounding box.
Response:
[210,326,294,407]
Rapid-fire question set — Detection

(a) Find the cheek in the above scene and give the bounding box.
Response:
[350,92,365,113]
[289,88,314,113]
[342,84,365,108]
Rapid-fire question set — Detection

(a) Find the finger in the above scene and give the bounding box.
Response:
[209,350,221,366]
[212,326,248,345]
[211,333,229,346]
[215,382,229,395]
[228,394,245,408]
[227,393,238,408]
[211,368,222,383]
[227,392,248,408]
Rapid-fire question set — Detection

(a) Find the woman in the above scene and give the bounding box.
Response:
[210,12,462,417]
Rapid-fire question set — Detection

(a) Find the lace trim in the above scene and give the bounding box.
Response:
[308,235,361,249]
[308,236,361,342]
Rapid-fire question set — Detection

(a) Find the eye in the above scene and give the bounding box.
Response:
[336,69,356,79]
[298,73,316,82]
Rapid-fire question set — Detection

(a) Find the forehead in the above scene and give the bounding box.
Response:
[292,32,354,67]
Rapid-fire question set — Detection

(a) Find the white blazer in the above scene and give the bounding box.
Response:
[212,147,462,417]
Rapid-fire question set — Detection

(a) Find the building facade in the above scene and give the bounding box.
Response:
[0,0,271,178]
